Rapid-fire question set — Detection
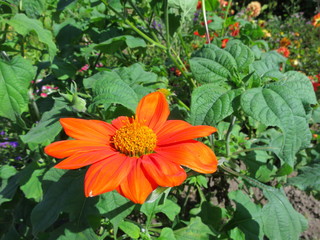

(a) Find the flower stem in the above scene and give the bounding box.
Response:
[201,0,211,44]
[102,0,167,50]
[220,0,233,36]
[226,115,236,157]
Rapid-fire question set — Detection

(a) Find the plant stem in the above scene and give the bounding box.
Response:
[102,0,166,50]
[226,115,236,157]
[220,0,233,36]
[201,0,211,44]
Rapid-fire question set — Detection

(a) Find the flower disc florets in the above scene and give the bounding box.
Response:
[112,119,157,157]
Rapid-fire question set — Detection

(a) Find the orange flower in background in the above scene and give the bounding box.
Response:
[277,46,290,58]
[45,92,218,204]
[312,13,320,27]
[197,1,202,10]
[247,1,261,18]
[280,37,291,47]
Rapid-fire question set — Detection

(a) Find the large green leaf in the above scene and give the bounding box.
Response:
[241,85,311,166]
[226,190,263,240]
[225,42,255,71]
[261,188,308,240]
[21,0,46,18]
[288,163,320,191]
[189,84,241,126]
[31,169,88,234]
[168,0,198,20]
[7,14,57,61]
[0,56,35,121]
[20,98,74,148]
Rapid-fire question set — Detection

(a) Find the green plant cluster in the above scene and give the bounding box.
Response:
[0,0,319,239]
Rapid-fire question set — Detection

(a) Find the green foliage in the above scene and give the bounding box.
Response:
[0,0,318,239]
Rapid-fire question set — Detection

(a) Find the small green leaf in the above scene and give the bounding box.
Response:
[0,165,18,205]
[119,221,140,239]
[262,188,308,240]
[0,56,35,121]
[225,42,255,71]
[288,163,320,191]
[174,217,215,239]
[7,14,57,61]
[159,228,177,240]
[225,190,263,240]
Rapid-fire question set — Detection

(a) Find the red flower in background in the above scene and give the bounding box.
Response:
[45,92,218,204]
[197,1,202,10]
[221,38,229,48]
[229,22,240,37]
[277,47,290,58]
[312,13,320,27]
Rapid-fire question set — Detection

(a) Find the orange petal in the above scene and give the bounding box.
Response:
[60,118,116,143]
[136,92,169,132]
[54,149,118,169]
[84,153,133,197]
[116,159,158,204]
[45,140,109,159]
[157,125,217,146]
[156,140,218,173]
[156,120,191,136]
[141,154,187,187]
[111,116,132,129]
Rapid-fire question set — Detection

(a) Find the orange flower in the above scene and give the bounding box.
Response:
[312,13,320,27]
[277,46,290,58]
[280,37,291,47]
[197,1,202,10]
[44,92,218,204]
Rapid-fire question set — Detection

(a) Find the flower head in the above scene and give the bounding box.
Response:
[221,38,229,48]
[277,46,290,58]
[229,22,240,37]
[280,37,291,47]
[247,1,261,18]
[312,13,320,27]
[45,92,217,204]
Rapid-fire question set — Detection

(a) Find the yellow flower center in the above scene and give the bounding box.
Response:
[112,119,157,157]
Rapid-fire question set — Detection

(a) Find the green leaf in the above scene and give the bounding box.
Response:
[226,190,263,240]
[17,161,45,202]
[0,56,35,121]
[159,228,177,240]
[93,35,146,54]
[96,191,135,230]
[288,163,320,191]
[168,0,198,20]
[189,84,241,126]
[20,98,74,148]
[208,15,224,31]
[31,169,87,234]
[49,223,98,240]
[0,165,18,205]
[225,42,255,71]
[21,0,46,18]
[261,188,308,240]
[7,14,57,61]
[119,221,140,239]
[84,71,138,111]
[241,85,311,166]
[174,217,215,239]
[190,46,237,84]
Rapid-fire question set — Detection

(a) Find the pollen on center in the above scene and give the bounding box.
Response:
[112,119,157,157]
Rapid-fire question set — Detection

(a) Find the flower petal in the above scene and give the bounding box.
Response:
[55,149,118,169]
[142,154,187,187]
[45,140,109,159]
[136,92,169,132]
[60,118,116,143]
[156,120,191,136]
[116,159,158,204]
[84,153,133,197]
[157,125,217,146]
[156,140,218,173]
[111,116,132,130]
